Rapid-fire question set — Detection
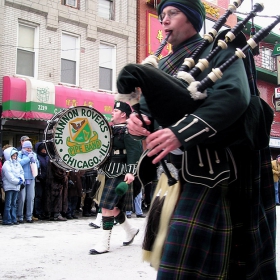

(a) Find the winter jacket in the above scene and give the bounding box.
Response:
[2,147,24,192]
[35,142,49,181]
[18,150,40,180]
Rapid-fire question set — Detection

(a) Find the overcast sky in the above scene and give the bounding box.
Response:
[236,0,280,35]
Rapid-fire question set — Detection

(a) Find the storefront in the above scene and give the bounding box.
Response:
[1,76,115,149]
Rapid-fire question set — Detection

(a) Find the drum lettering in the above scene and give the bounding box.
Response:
[56,122,66,133]
[63,154,77,167]
[99,120,108,133]
[93,114,101,123]
[55,138,63,145]
[82,108,96,119]
[55,133,63,139]
[100,143,110,156]
[68,145,83,155]
[67,109,79,119]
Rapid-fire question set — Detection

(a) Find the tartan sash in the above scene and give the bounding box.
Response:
[159,36,204,76]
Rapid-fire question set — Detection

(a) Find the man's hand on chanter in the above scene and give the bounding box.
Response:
[126,112,151,137]
[146,128,181,164]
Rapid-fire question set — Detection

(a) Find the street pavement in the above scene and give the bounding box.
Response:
[1,207,280,280]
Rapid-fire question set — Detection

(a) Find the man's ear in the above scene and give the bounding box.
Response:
[120,111,126,118]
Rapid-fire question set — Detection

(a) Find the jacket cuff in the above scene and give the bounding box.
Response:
[169,114,217,149]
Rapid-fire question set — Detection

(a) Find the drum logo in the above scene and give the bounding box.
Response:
[66,117,101,156]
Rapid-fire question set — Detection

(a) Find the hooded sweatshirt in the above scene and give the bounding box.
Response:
[2,147,25,191]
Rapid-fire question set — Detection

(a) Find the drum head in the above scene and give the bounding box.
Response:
[44,106,112,171]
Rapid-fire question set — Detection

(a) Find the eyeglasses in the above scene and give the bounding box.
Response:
[159,9,181,22]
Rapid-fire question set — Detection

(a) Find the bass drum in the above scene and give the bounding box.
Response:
[44,106,112,171]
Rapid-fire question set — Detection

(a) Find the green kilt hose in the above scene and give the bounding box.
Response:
[99,176,134,211]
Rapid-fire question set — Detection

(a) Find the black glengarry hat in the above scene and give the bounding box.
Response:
[114,101,132,117]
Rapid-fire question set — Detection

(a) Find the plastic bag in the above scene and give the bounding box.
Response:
[30,162,38,177]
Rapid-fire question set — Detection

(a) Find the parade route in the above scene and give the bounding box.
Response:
[0,215,157,280]
[1,208,280,280]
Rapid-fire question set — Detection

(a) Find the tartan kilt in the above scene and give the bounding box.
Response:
[99,175,134,211]
[157,147,277,280]
[157,180,231,280]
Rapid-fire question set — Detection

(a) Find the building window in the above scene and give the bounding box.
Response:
[16,23,38,78]
[61,33,80,85]
[62,0,80,9]
[98,0,115,20]
[99,43,116,92]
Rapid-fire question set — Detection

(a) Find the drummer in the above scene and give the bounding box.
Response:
[89,101,143,255]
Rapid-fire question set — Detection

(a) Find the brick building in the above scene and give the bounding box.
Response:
[0,0,137,148]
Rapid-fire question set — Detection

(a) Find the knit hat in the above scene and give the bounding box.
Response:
[114,101,132,117]
[157,0,206,33]
[22,140,32,149]
[277,155,280,159]
[20,135,31,142]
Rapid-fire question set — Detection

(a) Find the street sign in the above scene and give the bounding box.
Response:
[272,43,280,57]
[275,87,280,98]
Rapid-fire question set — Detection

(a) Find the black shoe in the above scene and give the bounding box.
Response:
[126,215,132,219]
[18,220,24,224]
[13,222,20,225]
[123,229,139,246]
[37,215,47,220]
[89,222,100,229]
[136,214,146,218]
[89,249,108,255]
[2,222,13,226]
[72,215,79,219]
[66,215,73,219]
[54,215,67,221]
[26,220,33,223]
[83,213,91,217]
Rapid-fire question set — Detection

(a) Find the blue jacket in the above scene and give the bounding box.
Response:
[2,147,24,191]
[18,150,40,180]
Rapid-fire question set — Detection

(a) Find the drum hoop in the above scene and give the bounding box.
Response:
[44,106,112,171]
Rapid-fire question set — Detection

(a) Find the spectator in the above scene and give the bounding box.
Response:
[2,147,24,225]
[17,140,39,223]
[34,142,49,220]
[126,177,146,218]
[66,171,83,219]
[271,155,280,205]
[17,135,32,151]
[45,162,68,221]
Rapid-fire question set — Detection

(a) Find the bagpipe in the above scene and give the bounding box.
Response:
[116,1,279,270]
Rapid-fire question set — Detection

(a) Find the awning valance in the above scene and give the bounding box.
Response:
[2,76,115,122]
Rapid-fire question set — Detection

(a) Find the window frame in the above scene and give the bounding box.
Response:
[60,32,80,86]
[98,0,115,20]
[99,42,116,92]
[61,0,80,9]
[16,21,39,78]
